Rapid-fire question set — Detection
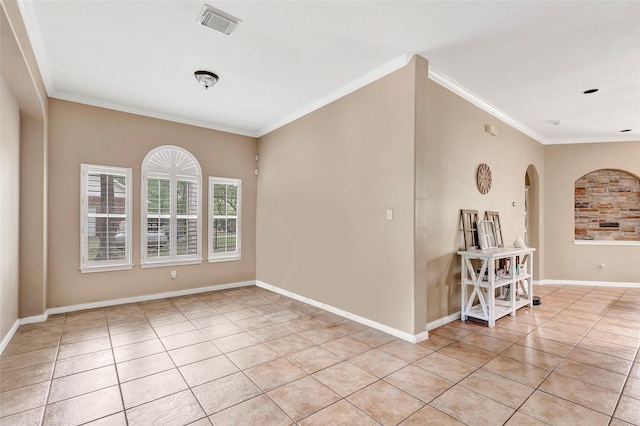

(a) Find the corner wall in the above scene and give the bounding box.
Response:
[257,58,421,335]
[1,0,48,324]
[0,76,20,342]
[47,100,257,307]
[544,142,640,283]
[424,80,544,323]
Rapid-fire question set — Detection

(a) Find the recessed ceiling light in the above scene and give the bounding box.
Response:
[194,71,219,90]
[583,88,599,94]
[620,129,632,132]
[549,120,562,126]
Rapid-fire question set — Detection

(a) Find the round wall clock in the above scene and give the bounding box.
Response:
[477,163,492,194]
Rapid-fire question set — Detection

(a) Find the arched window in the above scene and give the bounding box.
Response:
[141,146,202,267]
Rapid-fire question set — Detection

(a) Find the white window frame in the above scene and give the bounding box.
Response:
[141,146,203,268]
[80,164,133,273]
[208,177,242,262]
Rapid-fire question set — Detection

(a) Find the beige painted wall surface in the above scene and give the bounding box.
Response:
[257,61,418,334]
[544,142,640,283]
[424,81,544,323]
[0,75,20,341]
[2,2,49,318]
[47,100,257,308]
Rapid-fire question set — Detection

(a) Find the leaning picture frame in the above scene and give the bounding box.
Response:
[477,220,498,249]
[484,211,504,247]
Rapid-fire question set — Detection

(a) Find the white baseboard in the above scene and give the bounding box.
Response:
[14,280,255,330]
[536,279,640,288]
[0,320,20,355]
[256,280,428,343]
[19,313,49,325]
[7,279,435,347]
[46,280,255,316]
[427,312,461,331]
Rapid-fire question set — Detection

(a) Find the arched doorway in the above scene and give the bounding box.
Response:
[525,165,541,280]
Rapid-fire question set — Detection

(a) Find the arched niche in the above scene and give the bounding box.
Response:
[575,169,640,241]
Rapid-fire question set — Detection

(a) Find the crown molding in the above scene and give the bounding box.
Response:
[258,54,413,137]
[427,66,548,144]
[49,92,258,137]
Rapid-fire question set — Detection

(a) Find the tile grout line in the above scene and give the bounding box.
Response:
[503,285,633,424]
[606,287,640,426]
[39,314,66,426]
[439,285,626,424]
[3,285,638,425]
[106,305,139,426]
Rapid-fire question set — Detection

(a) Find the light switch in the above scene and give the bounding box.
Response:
[386,209,393,220]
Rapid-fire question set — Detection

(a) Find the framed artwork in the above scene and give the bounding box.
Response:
[484,211,503,247]
[477,220,498,249]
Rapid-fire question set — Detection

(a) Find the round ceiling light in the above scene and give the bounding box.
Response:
[194,70,219,90]
[583,88,599,94]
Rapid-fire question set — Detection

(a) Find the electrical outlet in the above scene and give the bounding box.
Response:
[171,271,177,279]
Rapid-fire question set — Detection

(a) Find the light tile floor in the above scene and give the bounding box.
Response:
[1,284,639,425]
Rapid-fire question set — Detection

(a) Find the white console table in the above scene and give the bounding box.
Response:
[457,246,535,327]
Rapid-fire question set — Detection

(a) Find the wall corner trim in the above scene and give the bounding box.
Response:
[0,320,21,355]
[255,280,427,343]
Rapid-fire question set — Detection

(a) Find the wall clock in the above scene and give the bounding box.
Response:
[477,163,492,194]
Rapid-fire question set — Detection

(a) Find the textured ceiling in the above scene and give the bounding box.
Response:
[18,1,640,143]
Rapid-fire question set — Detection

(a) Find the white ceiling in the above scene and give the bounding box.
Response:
[18,1,640,144]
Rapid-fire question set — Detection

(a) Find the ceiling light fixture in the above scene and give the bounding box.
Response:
[194,70,219,90]
[583,88,599,94]
[549,120,562,126]
[620,129,632,132]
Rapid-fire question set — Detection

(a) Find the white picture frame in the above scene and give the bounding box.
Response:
[477,220,498,249]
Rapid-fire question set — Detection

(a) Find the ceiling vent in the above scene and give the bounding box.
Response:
[197,4,241,36]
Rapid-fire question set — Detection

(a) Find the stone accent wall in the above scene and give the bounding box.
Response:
[575,169,640,241]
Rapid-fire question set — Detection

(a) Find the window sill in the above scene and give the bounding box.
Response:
[140,259,203,268]
[574,240,640,246]
[208,255,242,263]
[80,264,134,274]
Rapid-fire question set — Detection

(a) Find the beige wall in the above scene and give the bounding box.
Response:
[257,58,421,334]
[424,81,544,323]
[544,142,640,283]
[2,0,48,320]
[47,100,257,307]
[0,75,20,340]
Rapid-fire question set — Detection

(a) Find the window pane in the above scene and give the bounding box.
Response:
[226,185,237,215]
[226,218,237,251]
[148,178,170,216]
[177,218,198,255]
[213,218,227,252]
[213,184,226,215]
[82,165,131,272]
[177,180,198,255]
[210,179,240,259]
[87,172,127,261]
[147,178,171,258]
